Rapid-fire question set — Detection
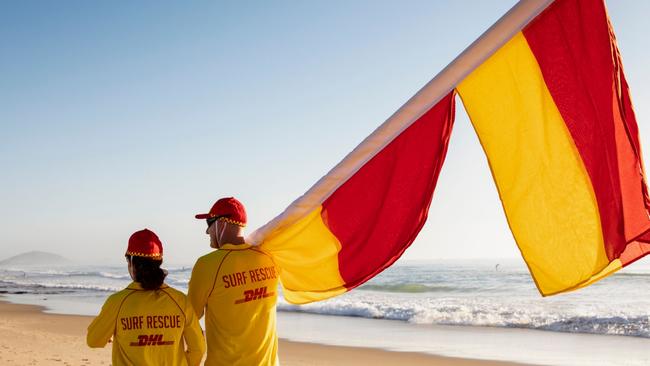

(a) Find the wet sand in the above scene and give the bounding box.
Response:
[0,299,532,365]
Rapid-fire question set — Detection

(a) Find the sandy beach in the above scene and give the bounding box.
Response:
[0,299,532,366]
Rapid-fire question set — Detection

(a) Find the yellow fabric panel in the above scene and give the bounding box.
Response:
[87,282,205,366]
[567,259,623,293]
[260,206,347,304]
[188,244,279,366]
[457,32,610,295]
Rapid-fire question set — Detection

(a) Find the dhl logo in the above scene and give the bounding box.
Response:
[129,334,174,347]
[234,286,274,304]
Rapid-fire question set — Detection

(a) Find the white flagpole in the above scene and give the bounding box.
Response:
[248,0,555,245]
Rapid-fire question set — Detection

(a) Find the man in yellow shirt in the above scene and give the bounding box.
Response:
[87,229,205,366]
[189,197,279,366]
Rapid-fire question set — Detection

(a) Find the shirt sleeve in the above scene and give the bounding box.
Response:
[87,293,122,348]
[183,300,206,366]
[188,257,213,319]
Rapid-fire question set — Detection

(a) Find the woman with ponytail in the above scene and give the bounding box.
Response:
[87,229,205,365]
[128,255,167,290]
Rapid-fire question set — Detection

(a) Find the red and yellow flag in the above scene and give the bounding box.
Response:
[457,0,650,296]
[250,92,455,304]
[250,0,650,303]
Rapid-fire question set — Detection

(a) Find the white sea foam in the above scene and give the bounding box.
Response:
[0,279,122,293]
[276,295,650,338]
[3,260,650,338]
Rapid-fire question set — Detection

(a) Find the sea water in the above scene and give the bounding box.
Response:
[2,259,650,364]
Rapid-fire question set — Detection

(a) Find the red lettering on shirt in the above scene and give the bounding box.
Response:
[234,286,275,304]
[129,334,174,346]
[144,315,182,329]
[120,316,144,330]
[248,266,278,283]
[223,271,249,288]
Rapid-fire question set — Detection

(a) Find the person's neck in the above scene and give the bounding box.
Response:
[219,236,246,247]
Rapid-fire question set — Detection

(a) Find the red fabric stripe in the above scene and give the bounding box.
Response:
[321,92,456,289]
[523,0,650,260]
[617,65,650,214]
[620,240,650,267]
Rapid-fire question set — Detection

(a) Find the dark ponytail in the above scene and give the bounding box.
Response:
[129,256,167,290]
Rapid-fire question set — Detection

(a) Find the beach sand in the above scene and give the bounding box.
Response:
[0,300,532,366]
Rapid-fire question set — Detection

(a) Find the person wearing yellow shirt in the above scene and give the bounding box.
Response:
[189,197,280,366]
[87,229,206,366]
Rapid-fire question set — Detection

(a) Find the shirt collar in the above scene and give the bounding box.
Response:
[127,282,169,290]
[219,243,253,251]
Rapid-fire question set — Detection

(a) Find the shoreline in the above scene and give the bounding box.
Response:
[0,298,532,366]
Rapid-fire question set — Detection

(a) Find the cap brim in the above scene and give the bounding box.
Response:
[195,213,210,219]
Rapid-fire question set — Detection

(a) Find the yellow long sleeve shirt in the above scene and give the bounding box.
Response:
[188,243,279,366]
[87,282,205,366]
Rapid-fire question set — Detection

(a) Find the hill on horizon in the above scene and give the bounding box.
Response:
[0,251,73,267]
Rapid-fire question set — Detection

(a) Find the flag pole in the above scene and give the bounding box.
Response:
[248,0,554,245]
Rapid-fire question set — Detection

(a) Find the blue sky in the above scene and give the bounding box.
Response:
[1,1,649,265]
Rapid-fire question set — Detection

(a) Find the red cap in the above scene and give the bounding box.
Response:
[195,197,247,227]
[125,229,163,259]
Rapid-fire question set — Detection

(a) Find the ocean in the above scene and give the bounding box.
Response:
[2,259,650,365]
